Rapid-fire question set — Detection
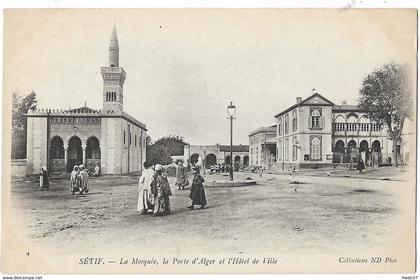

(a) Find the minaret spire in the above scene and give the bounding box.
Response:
[102,23,126,113]
[109,24,119,67]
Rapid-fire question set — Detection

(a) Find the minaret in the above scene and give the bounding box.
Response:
[109,25,119,67]
[101,24,126,113]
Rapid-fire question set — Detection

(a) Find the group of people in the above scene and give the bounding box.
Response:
[137,161,207,216]
[209,164,231,174]
[70,165,90,194]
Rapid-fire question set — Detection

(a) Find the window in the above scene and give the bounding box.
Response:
[135,134,137,146]
[278,117,283,136]
[311,137,321,160]
[292,110,297,132]
[123,130,126,144]
[292,136,297,161]
[311,110,320,128]
[285,138,289,161]
[285,114,289,134]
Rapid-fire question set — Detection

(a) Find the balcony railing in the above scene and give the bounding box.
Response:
[332,122,382,132]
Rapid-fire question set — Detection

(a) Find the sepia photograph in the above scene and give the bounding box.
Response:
[2,8,417,275]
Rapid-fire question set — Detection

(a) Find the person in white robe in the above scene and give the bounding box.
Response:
[137,161,155,214]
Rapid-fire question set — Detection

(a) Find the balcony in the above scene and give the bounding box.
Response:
[332,122,384,135]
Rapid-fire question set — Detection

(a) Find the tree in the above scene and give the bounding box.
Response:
[12,91,38,159]
[146,144,173,165]
[359,63,413,167]
[145,135,188,165]
[153,135,188,156]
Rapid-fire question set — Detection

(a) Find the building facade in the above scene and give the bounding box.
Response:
[182,144,249,169]
[250,92,396,171]
[25,26,147,175]
[248,125,276,168]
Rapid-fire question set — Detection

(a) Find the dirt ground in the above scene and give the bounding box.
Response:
[8,167,414,261]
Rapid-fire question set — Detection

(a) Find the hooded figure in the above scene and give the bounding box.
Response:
[70,165,80,194]
[175,161,189,190]
[188,165,207,210]
[78,165,89,194]
[137,161,155,214]
[151,164,172,216]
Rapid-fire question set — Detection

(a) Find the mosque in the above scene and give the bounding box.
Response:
[25,26,147,175]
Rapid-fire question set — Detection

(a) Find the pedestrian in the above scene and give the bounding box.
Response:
[188,165,207,210]
[38,167,44,190]
[259,166,264,177]
[70,165,80,194]
[175,161,189,190]
[39,166,49,191]
[137,161,155,214]
[357,157,365,173]
[78,165,90,194]
[93,164,100,177]
[151,164,172,216]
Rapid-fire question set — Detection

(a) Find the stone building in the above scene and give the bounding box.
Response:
[182,144,249,169]
[248,125,276,167]
[250,92,398,171]
[25,26,147,175]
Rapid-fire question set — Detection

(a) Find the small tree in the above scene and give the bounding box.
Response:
[12,91,37,159]
[146,144,173,165]
[359,63,413,167]
[153,135,188,156]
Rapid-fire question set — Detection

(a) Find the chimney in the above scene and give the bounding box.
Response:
[296,97,302,104]
[342,100,347,105]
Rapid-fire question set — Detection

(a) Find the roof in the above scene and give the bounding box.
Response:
[274,93,335,118]
[248,125,277,137]
[25,105,147,131]
[68,106,99,113]
[332,104,364,112]
[219,145,249,152]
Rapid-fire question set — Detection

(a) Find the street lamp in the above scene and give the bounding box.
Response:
[227,101,236,181]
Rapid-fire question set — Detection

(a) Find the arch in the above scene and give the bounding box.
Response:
[333,139,345,163]
[234,155,241,163]
[225,155,231,165]
[86,136,101,159]
[347,115,358,123]
[311,110,321,117]
[346,112,358,121]
[243,156,249,167]
[334,115,345,122]
[372,140,381,152]
[359,140,369,151]
[205,153,217,168]
[335,140,345,153]
[68,136,83,172]
[190,153,200,165]
[372,140,382,166]
[49,136,64,159]
[310,137,321,160]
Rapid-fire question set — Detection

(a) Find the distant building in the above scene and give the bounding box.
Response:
[248,125,276,168]
[250,92,399,171]
[25,26,147,175]
[182,144,249,169]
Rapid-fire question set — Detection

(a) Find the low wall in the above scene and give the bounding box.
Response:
[11,159,27,177]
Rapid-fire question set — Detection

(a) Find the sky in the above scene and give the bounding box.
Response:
[4,9,416,145]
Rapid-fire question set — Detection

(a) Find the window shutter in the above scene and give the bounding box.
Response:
[320,117,325,129]
[308,117,312,128]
